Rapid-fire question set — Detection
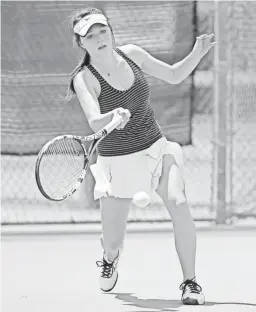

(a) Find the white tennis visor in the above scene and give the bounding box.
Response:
[73,14,108,36]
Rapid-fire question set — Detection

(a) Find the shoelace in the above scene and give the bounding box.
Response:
[179,278,202,294]
[96,259,114,278]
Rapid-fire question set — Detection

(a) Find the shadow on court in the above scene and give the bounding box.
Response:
[106,292,256,311]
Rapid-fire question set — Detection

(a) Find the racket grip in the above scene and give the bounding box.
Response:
[104,111,129,134]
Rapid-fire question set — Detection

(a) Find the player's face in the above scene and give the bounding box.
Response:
[80,24,113,55]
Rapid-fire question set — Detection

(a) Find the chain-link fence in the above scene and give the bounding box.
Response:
[1,1,255,225]
[225,2,256,220]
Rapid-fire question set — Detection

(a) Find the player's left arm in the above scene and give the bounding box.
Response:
[125,34,217,85]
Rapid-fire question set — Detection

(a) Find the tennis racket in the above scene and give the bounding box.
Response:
[35,113,124,201]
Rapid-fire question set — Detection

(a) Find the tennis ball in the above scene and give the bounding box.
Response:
[132,191,151,208]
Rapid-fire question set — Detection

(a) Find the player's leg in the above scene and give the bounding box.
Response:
[155,143,204,305]
[100,196,131,261]
[96,196,132,292]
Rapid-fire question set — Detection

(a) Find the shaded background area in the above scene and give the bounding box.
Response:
[1,1,194,154]
[1,1,256,225]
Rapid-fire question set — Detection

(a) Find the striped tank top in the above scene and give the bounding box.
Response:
[87,48,163,157]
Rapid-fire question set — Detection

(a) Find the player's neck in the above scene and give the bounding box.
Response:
[90,49,119,75]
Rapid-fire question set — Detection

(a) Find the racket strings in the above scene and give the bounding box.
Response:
[45,141,83,196]
[47,141,78,192]
[39,138,86,198]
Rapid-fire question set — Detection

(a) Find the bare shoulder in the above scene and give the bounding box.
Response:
[74,67,100,99]
[118,44,150,68]
[118,44,177,84]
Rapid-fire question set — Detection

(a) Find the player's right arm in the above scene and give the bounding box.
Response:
[73,70,116,133]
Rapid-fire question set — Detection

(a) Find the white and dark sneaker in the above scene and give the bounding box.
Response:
[96,252,120,292]
[180,277,205,305]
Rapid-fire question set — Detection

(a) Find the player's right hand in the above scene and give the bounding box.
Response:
[114,108,131,130]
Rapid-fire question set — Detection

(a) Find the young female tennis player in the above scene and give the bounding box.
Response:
[66,7,216,305]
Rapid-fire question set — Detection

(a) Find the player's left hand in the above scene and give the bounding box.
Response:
[193,33,217,58]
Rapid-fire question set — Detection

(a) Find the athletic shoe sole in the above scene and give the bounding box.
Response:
[182,297,205,305]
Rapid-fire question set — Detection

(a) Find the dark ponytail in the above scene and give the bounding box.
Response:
[64,52,90,101]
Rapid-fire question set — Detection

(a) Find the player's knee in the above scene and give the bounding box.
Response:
[168,164,186,204]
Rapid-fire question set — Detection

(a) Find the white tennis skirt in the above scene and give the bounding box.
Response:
[90,137,184,200]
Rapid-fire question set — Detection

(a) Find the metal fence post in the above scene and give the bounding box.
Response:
[213,1,228,224]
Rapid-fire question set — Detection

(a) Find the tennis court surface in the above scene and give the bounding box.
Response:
[2,228,256,312]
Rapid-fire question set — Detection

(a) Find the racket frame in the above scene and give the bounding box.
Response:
[35,135,91,201]
[35,114,123,201]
